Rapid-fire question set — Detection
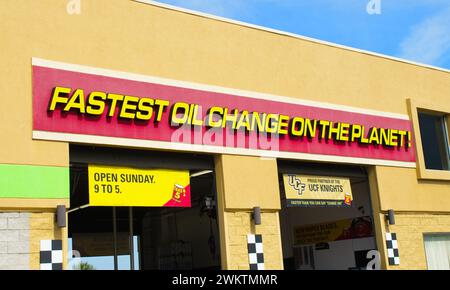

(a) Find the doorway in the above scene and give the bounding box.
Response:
[278,160,377,270]
[67,145,221,270]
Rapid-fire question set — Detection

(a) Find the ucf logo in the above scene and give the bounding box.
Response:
[288,175,306,195]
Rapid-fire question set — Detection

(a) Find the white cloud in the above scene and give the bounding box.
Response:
[398,6,450,66]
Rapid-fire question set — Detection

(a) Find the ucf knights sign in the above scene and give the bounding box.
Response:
[283,174,353,207]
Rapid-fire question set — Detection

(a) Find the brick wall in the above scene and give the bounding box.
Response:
[29,212,64,270]
[0,212,30,270]
[225,211,283,270]
[0,211,65,270]
[386,213,450,270]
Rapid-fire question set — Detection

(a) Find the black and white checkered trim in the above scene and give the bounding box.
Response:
[386,233,400,266]
[247,234,264,270]
[40,240,63,270]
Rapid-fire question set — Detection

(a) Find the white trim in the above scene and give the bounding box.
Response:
[190,170,213,178]
[67,204,89,214]
[133,0,450,75]
[33,130,417,169]
[32,57,410,120]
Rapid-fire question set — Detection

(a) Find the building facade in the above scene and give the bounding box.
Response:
[1,0,449,270]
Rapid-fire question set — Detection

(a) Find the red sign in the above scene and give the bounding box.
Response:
[32,59,416,166]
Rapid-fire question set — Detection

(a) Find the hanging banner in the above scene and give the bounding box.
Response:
[283,174,353,207]
[71,232,130,257]
[293,216,374,246]
[88,165,190,207]
[32,58,416,168]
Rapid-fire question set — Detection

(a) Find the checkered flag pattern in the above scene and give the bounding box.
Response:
[40,240,63,270]
[386,233,400,266]
[247,234,264,270]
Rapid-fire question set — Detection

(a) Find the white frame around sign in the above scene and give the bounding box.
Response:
[31,58,416,168]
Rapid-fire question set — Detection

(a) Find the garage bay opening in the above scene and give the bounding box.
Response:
[68,145,221,270]
[278,160,378,270]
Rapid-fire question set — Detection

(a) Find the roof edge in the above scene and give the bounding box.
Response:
[133,0,450,75]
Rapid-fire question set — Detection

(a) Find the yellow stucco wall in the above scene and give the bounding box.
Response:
[376,167,450,212]
[1,0,448,211]
[218,155,281,210]
[0,0,450,195]
[215,155,283,269]
[224,211,283,270]
[29,212,67,270]
[1,0,450,270]
[385,213,450,270]
[0,0,450,170]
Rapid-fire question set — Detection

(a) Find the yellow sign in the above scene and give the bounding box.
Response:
[283,174,352,207]
[293,216,374,245]
[88,165,190,207]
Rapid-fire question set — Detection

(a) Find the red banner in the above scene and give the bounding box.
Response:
[32,59,416,166]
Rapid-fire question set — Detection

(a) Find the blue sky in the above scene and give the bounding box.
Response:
[154,0,450,70]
